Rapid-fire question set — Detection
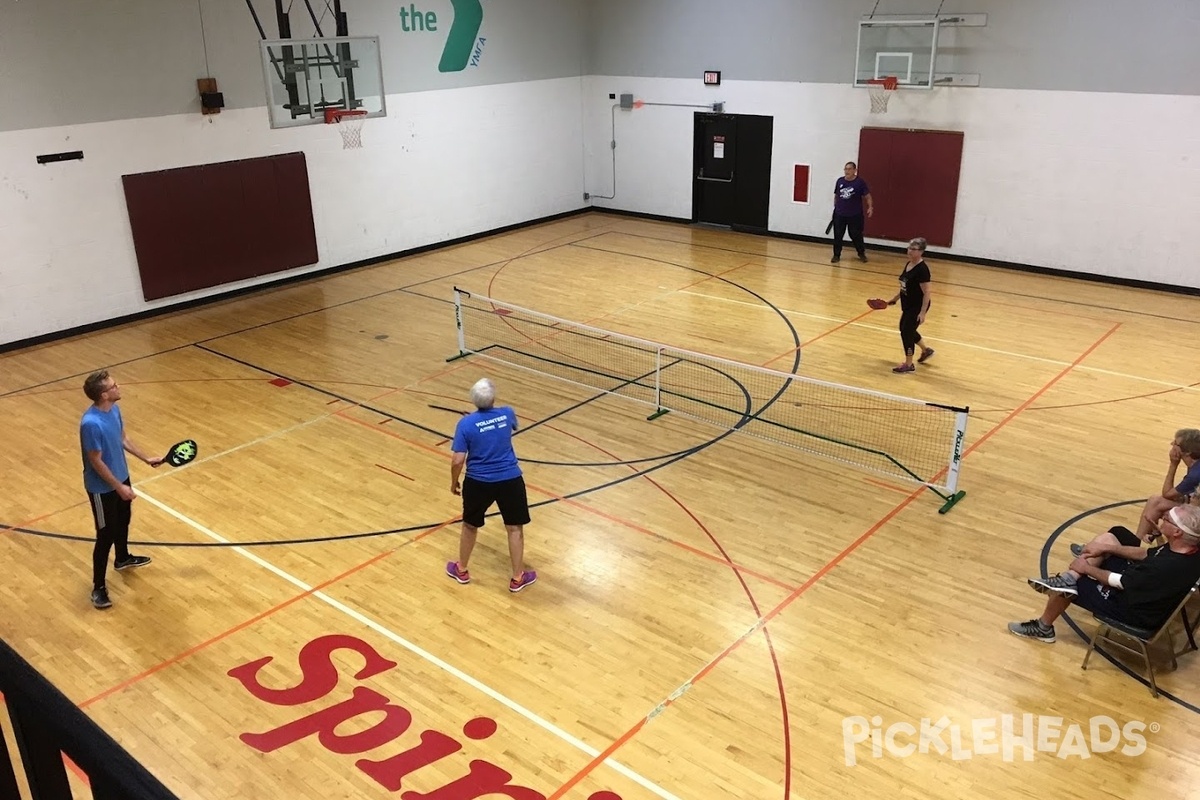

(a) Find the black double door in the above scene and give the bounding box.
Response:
[692,113,774,232]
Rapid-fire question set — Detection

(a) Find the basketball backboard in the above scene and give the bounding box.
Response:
[259,36,386,128]
[855,19,938,89]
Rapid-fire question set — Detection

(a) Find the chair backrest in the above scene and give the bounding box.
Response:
[1097,579,1200,642]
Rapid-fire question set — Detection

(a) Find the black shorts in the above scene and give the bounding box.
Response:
[461,476,530,528]
[1072,555,1133,620]
[1071,525,1143,621]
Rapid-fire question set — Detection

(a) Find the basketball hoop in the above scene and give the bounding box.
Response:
[324,108,368,149]
[866,77,899,114]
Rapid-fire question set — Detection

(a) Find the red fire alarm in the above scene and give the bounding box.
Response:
[703,71,721,86]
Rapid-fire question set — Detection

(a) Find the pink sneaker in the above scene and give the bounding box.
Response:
[445,561,471,585]
[892,363,915,374]
[509,570,538,593]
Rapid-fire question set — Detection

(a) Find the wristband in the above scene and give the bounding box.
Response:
[1107,572,1123,589]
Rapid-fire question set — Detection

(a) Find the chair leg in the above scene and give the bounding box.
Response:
[1183,608,1198,652]
[1140,641,1159,698]
[1082,626,1105,671]
[1167,628,1178,671]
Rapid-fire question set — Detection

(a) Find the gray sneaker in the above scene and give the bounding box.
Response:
[91,588,113,609]
[1008,619,1055,643]
[1028,574,1078,597]
[1070,543,1085,557]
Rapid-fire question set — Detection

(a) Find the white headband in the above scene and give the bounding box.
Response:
[1168,506,1200,539]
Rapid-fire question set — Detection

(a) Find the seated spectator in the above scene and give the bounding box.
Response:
[1009,505,1200,643]
[1136,428,1200,542]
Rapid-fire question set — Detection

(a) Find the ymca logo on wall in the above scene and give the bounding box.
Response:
[398,0,487,73]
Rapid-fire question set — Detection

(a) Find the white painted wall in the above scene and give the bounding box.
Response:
[6,72,1198,346]
[0,77,585,345]
[583,76,1200,288]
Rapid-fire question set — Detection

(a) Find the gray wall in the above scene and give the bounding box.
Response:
[585,0,1200,94]
[0,0,586,132]
[4,0,1194,134]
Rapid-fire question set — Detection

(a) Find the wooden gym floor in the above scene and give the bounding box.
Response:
[2,211,1199,799]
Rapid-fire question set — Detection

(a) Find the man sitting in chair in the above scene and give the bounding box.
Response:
[1009,504,1200,643]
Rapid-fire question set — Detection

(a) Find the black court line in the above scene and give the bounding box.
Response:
[2,364,762,549]
[574,228,1198,324]
[1040,499,1200,716]
[0,230,616,400]
[191,343,449,440]
[6,268,805,548]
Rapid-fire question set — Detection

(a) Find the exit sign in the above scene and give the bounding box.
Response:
[703,71,721,86]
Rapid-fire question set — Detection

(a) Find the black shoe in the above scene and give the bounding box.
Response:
[91,588,113,609]
[1070,543,1084,557]
[830,256,841,264]
[857,253,868,263]
[115,554,151,571]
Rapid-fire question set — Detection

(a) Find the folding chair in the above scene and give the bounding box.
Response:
[1081,580,1200,698]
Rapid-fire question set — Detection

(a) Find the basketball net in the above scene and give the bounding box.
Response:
[324,109,368,149]
[867,77,899,114]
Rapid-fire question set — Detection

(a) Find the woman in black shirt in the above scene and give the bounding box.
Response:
[886,237,935,373]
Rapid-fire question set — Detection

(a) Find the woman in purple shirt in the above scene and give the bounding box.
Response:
[831,161,874,264]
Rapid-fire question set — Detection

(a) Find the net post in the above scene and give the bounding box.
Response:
[647,346,669,420]
[937,409,970,514]
[446,287,470,362]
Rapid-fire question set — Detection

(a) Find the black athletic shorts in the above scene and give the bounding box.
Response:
[1071,525,1142,621]
[461,476,530,528]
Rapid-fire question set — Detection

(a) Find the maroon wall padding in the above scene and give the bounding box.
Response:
[858,128,964,247]
[122,152,319,301]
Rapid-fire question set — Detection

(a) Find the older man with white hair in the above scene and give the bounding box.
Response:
[1009,504,1200,643]
[446,377,537,593]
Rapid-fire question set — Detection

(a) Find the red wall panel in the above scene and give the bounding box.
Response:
[858,128,963,247]
[122,152,319,301]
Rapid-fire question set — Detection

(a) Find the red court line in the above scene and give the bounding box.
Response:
[862,476,911,495]
[676,260,757,292]
[336,411,797,591]
[375,463,415,481]
[1,507,72,537]
[77,516,461,710]
[547,320,1123,799]
[763,307,876,367]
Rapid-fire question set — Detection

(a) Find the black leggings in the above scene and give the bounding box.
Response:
[899,311,923,357]
[89,480,132,590]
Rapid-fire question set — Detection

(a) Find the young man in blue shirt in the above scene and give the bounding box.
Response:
[80,371,163,609]
[446,378,537,593]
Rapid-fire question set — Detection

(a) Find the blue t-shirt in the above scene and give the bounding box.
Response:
[1176,459,1200,496]
[451,406,522,483]
[834,175,870,217]
[80,405,128,494]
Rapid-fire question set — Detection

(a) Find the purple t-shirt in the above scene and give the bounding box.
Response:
[834,176,870,217]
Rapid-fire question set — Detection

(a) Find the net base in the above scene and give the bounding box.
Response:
[324,108,368,149]
[867,77,899,114]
